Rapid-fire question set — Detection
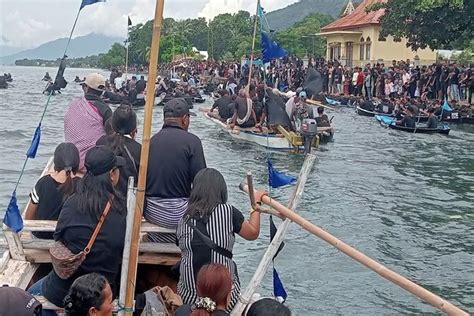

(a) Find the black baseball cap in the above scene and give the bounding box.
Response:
[0,285,42,316]
[84,145,126,176]
[163,98,196,118]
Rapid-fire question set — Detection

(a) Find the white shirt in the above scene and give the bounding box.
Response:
[114,77,123,90]
[352,72,359,85]
[402,73,411,85]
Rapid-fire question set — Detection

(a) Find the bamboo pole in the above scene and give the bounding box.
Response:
[246,0,260,92]
[232,153,316,315]
[123,1,165,314]
[239,187,469,316]
[118,177,135,316]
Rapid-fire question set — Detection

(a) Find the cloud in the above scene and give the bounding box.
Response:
[0,0,296,49]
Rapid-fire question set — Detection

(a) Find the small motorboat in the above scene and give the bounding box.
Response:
[376,115,450,135]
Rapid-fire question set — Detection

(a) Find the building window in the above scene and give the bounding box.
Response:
[360,38,365,60]
[365,37,371,61]
[394,37,402,42]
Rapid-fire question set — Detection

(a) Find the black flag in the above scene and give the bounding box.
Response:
[128,16,132,26]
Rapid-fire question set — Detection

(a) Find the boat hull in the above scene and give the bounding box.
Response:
[376,115,450,135]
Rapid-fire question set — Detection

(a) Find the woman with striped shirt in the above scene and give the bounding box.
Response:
[176,168,265,310]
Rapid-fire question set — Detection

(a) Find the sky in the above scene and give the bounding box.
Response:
[0,0,295,49]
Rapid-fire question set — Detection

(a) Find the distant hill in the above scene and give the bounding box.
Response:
[266,0,349,31]
[0,33,124,65]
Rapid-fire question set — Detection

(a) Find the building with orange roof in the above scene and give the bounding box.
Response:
[317,0,437,67]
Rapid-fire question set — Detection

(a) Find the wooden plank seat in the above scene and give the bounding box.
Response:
[16,220,181,265]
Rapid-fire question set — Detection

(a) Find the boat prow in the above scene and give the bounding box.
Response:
[375,115,450,135]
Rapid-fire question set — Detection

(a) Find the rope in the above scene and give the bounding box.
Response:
[9,6,81,195]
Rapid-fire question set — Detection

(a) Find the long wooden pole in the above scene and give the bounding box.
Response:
[118,177,135,316]
[232,153,316,315]
[246,0,260,92]
[239,186,469,316]
[123,1,165,314]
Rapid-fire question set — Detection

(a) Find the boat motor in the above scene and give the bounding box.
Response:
[300,118,317,154]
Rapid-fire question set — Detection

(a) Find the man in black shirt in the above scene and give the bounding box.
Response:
[210,89,235,121]
[426,107,439,129]
[145,98,206,242]
[135,75,146,94]
[396,106,416,128]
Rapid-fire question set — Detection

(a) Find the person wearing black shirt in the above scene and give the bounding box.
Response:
[28,146,127,308]
[96,105,141,196]
[396,106,416,128]
[210,90,235,121]
[135,75,146,94]
[25,143,80,239]
[426,108,439,129]
[144,98,206,242]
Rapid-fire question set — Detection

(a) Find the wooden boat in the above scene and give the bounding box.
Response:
[442,112,474,124]
[376,115,450,135]
[0,158,180,313]
[356,106,394,117]
[203,111,334,151]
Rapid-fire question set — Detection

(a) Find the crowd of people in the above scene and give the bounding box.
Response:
[18,71,290,316]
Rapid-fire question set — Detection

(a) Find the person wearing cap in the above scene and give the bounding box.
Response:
[145,98,206,242]
[96,105,141,196]
[28,146,127,309]
[64,73,112,171]
[0,285,42,316]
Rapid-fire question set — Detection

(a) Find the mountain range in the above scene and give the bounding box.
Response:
[266,0,350,31]
[1,0,351,65]
[0,33,124,65]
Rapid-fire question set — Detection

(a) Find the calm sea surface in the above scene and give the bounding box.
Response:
[0,66,473,315]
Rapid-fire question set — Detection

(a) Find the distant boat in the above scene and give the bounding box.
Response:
[376,115,450,135]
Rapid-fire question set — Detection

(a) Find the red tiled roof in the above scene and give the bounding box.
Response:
[321,0,387,32]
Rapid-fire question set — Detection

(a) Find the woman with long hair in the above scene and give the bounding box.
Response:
[25,142,80,239]
[64,273,113,316]
[97,104,140,196]
[28,145,127,314]
[176,168,265,310]
[174,264,232,316]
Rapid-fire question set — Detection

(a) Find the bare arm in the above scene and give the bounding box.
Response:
[238,190,266,241]
[25,200,38,220]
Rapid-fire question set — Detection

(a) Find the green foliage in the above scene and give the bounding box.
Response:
[453,40,474,66]
[369,0,473,50]
[276,13,333,58]
[99,43,126,68]
[15,55,103,68]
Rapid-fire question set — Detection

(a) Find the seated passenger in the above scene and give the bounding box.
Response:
[246,298,291,316]
[176,168,264,310]
[28,146,127,309]
[63,273,113,316]
[145,99,205,242]
[426,107,439,129]
[174,264,232,316]
[210,90,235,121]
[315,106,331,127]
[230,89,258,129]
[396,106,416,128]
[64,73,111,171]
[96,105,141,196]
[25,143,80,239]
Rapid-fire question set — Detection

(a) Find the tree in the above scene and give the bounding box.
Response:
[99,43,126,68]
[369,0,474,50]
[276,13,333,58]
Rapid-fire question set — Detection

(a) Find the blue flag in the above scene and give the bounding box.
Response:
[268,159,296,188]
[257,1,265,19]
[3,191,23,233]
[80,0,105,10]
[273,268,288,302]
[261,32,288,64]
[442,99,453,112]
[26,124,41,158]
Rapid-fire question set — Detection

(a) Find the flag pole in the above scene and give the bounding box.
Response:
[64,6,82,57]
[125,20,130,80]
[123,0,165,315]
[246,0,260,93]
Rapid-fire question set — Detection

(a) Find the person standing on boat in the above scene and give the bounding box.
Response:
[28,146,126,312]
[64,73,111,171]
[145,99,205,242]
[176,168,264,310]
[96,105,141,196]
[25,143,80,239]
